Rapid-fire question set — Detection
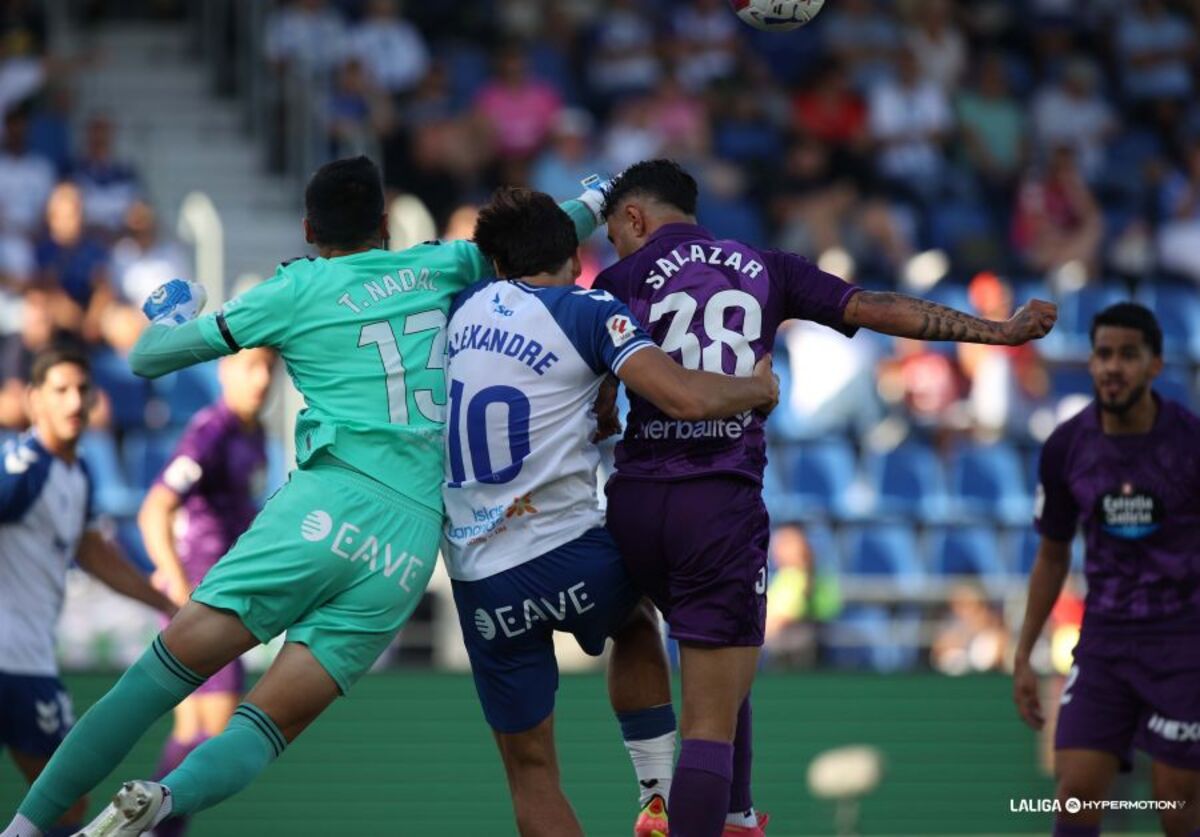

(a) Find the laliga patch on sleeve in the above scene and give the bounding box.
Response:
[163,455,203,493]
[606,314,636,348]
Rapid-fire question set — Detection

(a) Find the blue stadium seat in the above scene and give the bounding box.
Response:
[1049,366,1094,402]
[120,429,183,490]
[783,440,860,520]
[947,442,1031,525]
[842,525,924,594]
[929,526,1007,587]
[863,442,949,523]
[1046,286,1126,361]
[1155,366,1195,409]
[150,363,220,427]
[1011,527,1085,575]
[826,604,922,672]
[79,431,141,517]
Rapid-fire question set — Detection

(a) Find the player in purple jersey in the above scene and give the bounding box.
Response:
[1014,304,1200,837]
[594,160,1058,837]
[136,347,274,837]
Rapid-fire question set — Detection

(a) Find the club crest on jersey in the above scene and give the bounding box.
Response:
[1097,483,1162,540]
[607,314,635,347]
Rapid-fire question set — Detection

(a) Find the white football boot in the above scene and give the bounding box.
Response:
[74,781,168,836]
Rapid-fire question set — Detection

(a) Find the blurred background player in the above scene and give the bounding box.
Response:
[596,159,1057,837]
[0,347,176,837]
[1013,303,1200,837]
[137,346,275,837]
[2,154,608,837]
[446,187,777,837]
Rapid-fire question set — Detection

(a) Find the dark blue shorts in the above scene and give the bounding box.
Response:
[0,670,75,757]
[452,528,641,734]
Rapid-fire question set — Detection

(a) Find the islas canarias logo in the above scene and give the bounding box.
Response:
[1097,483,1162,540]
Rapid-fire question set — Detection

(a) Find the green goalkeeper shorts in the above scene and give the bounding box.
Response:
[191,454,442,693]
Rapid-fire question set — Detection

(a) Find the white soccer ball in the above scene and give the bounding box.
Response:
[729,0,825,31]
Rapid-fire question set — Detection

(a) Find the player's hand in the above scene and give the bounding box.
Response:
[753,353,780,416]
[578,174,611,225]
[1002,299,1057,345]
[1013,656,1044,731]
[591,377,622,443]
[143,278,207,326]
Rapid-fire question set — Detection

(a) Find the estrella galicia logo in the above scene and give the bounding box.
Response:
[1097,483,1162,540]
[491,293,514,317]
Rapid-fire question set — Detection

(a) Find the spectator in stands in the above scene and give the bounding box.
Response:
[957,272,1049,439]
[792,60,869,154]
[263,0,346,76]
[1157,138,1200,282]
[530,108,605,199]
[904,0,967,92]
[765,524,841,667]
[821,0,901,91]
[602,97,665,172]
[585,0,661,109]
[72,114,141,238]
[1011,144,1104,276]
[1116,0,1195,106]
[1031,58,1115,182]
[771,135,911,271]
[958,52,1026,199]
[670,0,741,92]
[109,201,189,309]
[868,45,954,207]
[931,583,1008,675]
[644,73,710,160]
[876,337,967,437]
[341,0,429,97]
[474,42,563,163]
[325,57,393,158]
[0,288,54,428]
[34,182,112,344]
[0,104,55,235]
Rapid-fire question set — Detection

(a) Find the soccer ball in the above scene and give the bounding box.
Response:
[729,0,825,31]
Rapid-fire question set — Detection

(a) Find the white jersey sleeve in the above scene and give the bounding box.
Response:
[441,281,652,581]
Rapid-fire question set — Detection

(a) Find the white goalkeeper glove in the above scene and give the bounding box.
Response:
[142,278,208,326]
[577,173,611,225]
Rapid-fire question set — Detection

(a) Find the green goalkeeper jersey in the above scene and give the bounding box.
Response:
[128,200,598,513]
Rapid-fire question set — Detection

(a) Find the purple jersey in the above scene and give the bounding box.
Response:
[155,402,267,581]
[593,223,860,483]
[1035,396,1200,632]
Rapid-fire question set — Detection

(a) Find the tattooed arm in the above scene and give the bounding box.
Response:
[843,291,1058,345]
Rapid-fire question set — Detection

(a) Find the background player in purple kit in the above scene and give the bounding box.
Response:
[594,159,1058,837]
[1014,303,1200,837]
[137,347,275,837]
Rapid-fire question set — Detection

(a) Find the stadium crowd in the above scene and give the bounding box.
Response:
[5,0,1200,672]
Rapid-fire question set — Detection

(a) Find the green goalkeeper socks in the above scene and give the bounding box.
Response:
[162,703,286,817]
[18,636,204,831]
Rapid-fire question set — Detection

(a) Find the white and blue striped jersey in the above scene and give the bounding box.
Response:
[442,280,653,581]
[0,433,97,675]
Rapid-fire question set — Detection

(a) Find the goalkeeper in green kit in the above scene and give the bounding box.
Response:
[0,156,608,837]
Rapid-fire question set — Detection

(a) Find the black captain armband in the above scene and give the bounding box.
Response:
[215,312,241,352]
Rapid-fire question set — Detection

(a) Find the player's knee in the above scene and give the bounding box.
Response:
[499,732,556,776]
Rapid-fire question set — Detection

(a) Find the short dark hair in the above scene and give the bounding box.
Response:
[1090,302,1163,356]
[30,345,90,387]
[304,155,385,250]
[601,159,699,219]
[473,187,578,278]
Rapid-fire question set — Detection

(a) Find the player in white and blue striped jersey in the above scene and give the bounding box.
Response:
[442,188,778,837]
[0,348,175,837]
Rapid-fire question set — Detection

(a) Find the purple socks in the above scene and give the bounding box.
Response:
[669,739,733,837]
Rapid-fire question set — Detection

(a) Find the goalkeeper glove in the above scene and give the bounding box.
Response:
[577,173,611,225]
[143,278,208,326]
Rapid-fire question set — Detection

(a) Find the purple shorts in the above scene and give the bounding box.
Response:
[1056,633,1200,771]
[605,475,768,647]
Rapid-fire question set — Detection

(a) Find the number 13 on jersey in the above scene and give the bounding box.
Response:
[357,309,448,424]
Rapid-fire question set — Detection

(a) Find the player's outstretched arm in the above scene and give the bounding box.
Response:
[844,291,1058,345]
[76,530,178,617]
[128,279,227,378]
[138,483,190,608]
[1012,536,1072,731]
[618,348,778,421]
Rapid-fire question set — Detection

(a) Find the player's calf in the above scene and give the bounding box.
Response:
[1150,761,1200,837]
[494,717,583,837]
